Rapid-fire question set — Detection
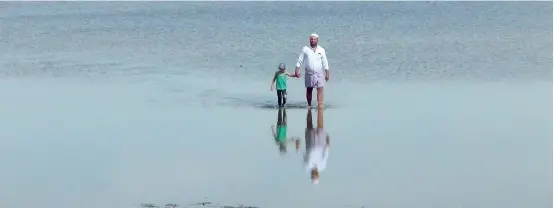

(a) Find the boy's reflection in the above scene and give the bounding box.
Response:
[271,108,300,155]
[304,108,330,184]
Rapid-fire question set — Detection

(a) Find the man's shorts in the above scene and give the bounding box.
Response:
[305,127,326,148]
[305,72,325,88]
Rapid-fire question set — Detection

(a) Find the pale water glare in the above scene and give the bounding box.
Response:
[0,1,552,208]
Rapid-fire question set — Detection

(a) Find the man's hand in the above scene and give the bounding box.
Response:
[295,67,301,78]
[325,70,330,81]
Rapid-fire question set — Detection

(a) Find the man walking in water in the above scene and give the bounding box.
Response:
[304,108,330,184]
[294,33,330,108]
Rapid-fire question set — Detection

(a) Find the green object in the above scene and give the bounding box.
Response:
[276,125,287,142]
[275,72,287,90]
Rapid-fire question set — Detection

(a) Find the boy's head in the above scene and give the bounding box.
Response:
[278,63,286,71]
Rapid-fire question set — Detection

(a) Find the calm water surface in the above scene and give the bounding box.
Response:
[0,1,551,208]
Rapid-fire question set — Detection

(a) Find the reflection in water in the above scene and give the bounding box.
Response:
[139,201,365,207]
[303,108,330,184]
[271,108,300,155]
[141,202,260,208]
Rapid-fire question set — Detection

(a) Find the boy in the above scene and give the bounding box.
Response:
[271,63,295,108]
[271,108,301,155]
[271,108,288,154]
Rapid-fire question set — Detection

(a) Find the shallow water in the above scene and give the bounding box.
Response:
[0,79,551,208]
[0,1,552,208]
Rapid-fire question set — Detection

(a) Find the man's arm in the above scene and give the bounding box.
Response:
[295,67,301,78]
[322,50,330,81]
[295,48,305,78]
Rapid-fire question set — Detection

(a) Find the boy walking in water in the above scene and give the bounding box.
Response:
[271,63,295,108]
[272,108,289,154]
[271,108,301,155]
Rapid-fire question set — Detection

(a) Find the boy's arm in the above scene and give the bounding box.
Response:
[270,72,277,90]
[271,125,277,139]
[287,136,300,141]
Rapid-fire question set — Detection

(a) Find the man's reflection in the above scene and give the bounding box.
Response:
[271,108,300,155]
[304,108,330,184]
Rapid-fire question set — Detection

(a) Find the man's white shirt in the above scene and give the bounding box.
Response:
[296,45,329,74]
[304,129,330,172]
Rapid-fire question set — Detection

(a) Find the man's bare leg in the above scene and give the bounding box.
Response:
[306,87,314,107]
[306,108,313,129]
[316,107,324,129]
[316,87,324,108]
[305,108,314,155]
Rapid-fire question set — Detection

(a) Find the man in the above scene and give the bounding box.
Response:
[294,33,330,108]
[303,108,330,184]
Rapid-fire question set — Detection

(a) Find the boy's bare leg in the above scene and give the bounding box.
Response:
[277,108,283,125]
[282,108,287,125]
